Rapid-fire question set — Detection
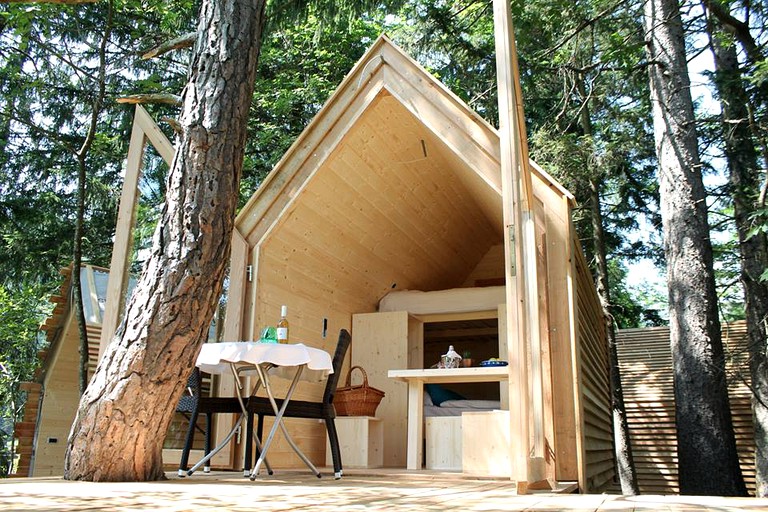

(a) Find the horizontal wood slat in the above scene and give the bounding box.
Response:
[616,321,756,495]
[573,241,613,492]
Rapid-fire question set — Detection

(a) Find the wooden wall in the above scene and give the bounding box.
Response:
[246,93,504,468]
[531,171,580,483]
[33,312,84,476]
[462,244,505,287]
[616,322,756,495]
[572,242,613,492]
[10,382,41,477]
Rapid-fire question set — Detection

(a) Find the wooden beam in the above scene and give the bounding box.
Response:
[116,94,182,107]
[133,104,174,164]
[84,264,101,325]
[99,105,174,358]
[221,227,248,342]
[141,31,196,60]
[493,0,545,490]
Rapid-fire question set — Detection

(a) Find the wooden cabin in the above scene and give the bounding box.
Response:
[218,35,612,491]
[15,35,614,492]
[11,264,207,477]
[14,264,109,477]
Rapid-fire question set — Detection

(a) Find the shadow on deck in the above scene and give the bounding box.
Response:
[1,468,766,511]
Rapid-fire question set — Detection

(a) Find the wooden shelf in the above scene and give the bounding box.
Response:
[388,366,509,384]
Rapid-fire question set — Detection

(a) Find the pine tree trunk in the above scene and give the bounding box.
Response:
[577,75,638,494]
[590,179,639,495]
[64,0,266,481]
[709,15,768,497]
[73,157,89,396]
[643,0,747,496]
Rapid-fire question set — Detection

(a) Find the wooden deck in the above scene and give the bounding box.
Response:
[1,469,766,511]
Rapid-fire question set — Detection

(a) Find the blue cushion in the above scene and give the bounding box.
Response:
[425,384,465,406]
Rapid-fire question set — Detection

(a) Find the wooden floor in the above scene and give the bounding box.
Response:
[1,469,766,511]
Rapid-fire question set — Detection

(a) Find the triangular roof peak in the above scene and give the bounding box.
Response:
[236,34,568,244]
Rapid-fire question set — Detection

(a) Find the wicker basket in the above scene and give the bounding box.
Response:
[334,366,385,416]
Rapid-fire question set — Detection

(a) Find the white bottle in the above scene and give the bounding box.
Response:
[276,305,289,344]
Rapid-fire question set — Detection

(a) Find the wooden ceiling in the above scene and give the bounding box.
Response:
[264,91,504,311]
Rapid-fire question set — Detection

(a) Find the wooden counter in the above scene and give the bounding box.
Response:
[387,366,509,469]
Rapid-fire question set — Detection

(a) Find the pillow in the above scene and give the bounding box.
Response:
[425,384,466,406]
[423,391,433,407]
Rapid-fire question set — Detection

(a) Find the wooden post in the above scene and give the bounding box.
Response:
[222,228,249,342]
[99,105,174,358]
[493,0,546,492]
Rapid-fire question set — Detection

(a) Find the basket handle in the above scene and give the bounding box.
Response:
[345,365,369,387]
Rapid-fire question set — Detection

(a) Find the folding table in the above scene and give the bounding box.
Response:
[189,341,333,479]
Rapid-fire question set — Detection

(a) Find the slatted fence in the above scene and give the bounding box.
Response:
[616,322,756,495]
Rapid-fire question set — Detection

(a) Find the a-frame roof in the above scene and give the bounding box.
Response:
[235,34,571,294]
[236,34,507,238]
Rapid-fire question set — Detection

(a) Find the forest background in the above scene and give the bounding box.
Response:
[0,0,764,487]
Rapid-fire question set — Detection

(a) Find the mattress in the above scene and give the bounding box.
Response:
[378,286,506,315]
[423,399,501,417]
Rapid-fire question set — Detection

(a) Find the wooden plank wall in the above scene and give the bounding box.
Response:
[10,382,42,477]
[616,322,756,495]
[572,242,614,492]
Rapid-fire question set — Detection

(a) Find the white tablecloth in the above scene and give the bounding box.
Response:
[196,342,333,382]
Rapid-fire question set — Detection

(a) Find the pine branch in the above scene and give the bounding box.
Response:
[539,0,633,59]
[141,32,196,60]
[160,116,182,135]
[116,93,182,106]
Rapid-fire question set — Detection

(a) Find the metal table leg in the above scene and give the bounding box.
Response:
[250,364,321,479]
[234,365,273,476]
[187,364,273,476]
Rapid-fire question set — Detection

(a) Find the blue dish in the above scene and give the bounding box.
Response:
[480,360,508,367]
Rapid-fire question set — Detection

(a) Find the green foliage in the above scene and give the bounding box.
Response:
[608,259,668,328]
[0,1,186,284]
[241,11,385,197]
[0,284,50,476]
[384,0,498,120]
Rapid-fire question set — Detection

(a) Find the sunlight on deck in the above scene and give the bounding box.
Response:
[1,470,767,511]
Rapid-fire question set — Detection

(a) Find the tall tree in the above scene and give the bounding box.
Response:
[643,0,747,495]
[63,0,404,482]
[64,0,267,481]
[71,0,113,394]
[578,82,639,495]
[706,8,768,497]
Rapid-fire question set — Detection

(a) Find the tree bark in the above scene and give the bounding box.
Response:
[577,75,639,496]
[708,12,768,497]
[643,0,747,496]
[592,177,639,496]
[64,0,266,481]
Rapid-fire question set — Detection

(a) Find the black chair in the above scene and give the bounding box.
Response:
[176,367,245,476]
[244,328,351,479]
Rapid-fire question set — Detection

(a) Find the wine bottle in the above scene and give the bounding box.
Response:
[276,305,289,344]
